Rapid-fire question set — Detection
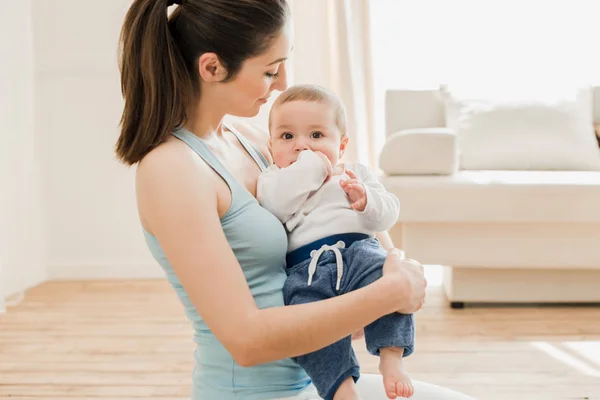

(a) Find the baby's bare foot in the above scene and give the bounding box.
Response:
[333,376,361,400]
[379,347,414,399]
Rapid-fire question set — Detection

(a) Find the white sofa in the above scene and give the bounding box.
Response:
[380,86,600,307]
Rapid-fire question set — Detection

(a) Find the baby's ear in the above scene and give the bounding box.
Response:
[339,134,349,158]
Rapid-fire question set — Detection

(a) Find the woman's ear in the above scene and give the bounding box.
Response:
[198,52,228,83]
[339,135,349,158]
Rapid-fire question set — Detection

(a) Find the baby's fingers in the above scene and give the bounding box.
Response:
[345,169,358,179]
[346,183,365,193]
[340,178,360,186]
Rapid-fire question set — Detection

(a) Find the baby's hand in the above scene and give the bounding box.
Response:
[314,151,333,182]
[332,163,345,176]
[340,169,367,211]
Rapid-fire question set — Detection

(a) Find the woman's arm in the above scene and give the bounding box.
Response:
[137,142,424,367]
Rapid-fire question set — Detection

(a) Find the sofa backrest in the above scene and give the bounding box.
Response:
[385,86,600,136]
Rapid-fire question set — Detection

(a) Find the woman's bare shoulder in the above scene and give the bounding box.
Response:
[227,118,273,164]
[137,137,202,178]
[135,138,215,228]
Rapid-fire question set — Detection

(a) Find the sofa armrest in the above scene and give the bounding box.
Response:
[379,128,458,175]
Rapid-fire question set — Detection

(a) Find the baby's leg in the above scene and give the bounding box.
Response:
[379,347,413,399]
[294,334,361,400]
[364,313,415,399]
[284,260,362,400]
[333,376,361,400]
[343,240,416,398]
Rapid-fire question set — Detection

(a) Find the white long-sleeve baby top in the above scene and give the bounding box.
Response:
[257,150,400,251]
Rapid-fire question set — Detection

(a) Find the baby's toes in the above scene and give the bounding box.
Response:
[399,382,415,398]
[383,377,398,399]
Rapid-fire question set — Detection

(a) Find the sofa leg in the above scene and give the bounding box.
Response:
[450,301,465,309]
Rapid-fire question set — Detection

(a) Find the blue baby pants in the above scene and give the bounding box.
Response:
[283,233,415,400]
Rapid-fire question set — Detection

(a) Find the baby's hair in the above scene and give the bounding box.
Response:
[269,84,347,134]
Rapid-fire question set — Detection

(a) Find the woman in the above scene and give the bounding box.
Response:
[116,1,473,399]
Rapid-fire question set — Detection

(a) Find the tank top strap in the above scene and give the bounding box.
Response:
[172,127,243,197]
[224,121,270,171]
[173,128,235,177]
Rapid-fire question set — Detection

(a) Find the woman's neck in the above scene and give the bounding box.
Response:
[185,97,227,140]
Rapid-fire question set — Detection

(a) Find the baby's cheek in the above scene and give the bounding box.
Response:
[273,152,290,168]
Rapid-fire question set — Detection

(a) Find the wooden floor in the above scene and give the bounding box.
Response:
[1,280,599,400]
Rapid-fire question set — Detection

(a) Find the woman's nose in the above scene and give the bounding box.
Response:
[273,64,288,91]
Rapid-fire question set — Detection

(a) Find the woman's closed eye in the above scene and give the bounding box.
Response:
[265,71,279,79]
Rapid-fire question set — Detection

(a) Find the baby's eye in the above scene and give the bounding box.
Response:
[282,132,293,140]
[311,131,323,139]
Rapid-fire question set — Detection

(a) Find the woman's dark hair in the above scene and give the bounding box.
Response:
[116,0,289,165]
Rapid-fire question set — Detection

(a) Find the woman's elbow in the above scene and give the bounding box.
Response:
[234,351,260,368]
[217,311,268,367]
[230,338,265,367]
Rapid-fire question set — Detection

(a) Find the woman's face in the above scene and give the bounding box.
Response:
[218,21,293,118]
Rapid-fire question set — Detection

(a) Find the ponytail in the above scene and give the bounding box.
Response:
[116,0,191,165]
[116,0,289,165]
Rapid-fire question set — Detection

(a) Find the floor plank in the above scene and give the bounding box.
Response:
[1,280,599,400]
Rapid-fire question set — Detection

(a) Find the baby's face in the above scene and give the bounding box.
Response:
[269,100,347,168]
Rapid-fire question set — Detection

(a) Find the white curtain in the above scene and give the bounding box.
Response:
[290,0,377,168]
[290,0,600,168]
[368,0,600,157]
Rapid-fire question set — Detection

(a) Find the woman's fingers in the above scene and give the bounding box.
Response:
[382,249,427,314]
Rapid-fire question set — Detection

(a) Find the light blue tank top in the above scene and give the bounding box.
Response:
[142,125,311,399]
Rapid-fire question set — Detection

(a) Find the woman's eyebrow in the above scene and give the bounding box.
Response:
[266,57,287,66]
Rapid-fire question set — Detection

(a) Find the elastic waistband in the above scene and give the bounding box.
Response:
[286,233,371,267]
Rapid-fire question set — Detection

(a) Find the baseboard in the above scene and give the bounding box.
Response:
[2,273,46,313]
[49,263,165,280]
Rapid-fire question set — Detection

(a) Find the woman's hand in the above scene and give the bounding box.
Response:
[382,248,427,314]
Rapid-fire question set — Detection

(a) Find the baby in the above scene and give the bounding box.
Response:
[257,84,415,400]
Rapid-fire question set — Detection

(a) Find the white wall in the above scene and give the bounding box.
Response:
[30,0,333,280]
[0,0,47,300]
[33,0,160,279]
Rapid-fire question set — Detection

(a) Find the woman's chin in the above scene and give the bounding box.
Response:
[232,103,263,118]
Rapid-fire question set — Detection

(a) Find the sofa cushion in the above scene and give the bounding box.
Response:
[441,85,600,171]
[379,128,457,175]
[381,170,600,223]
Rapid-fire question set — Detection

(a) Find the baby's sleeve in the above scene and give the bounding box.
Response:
[351,163,400,232]
[257,150,329,224]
